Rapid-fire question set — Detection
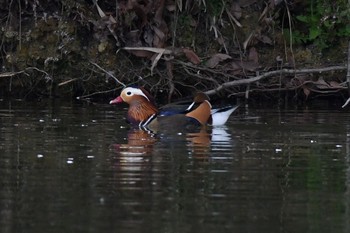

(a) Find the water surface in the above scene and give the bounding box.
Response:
[0,100,349,233]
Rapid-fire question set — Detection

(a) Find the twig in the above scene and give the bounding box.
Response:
[342,98,350,108]
[76,88,119,100]
[342,40,350,108]
[348,40,350,84]
[0,67,51,79]
[205,66,347,95]
[58,78,78,86]
[90,61,126,87]
[0,71,25,78]
[123,47,173,74]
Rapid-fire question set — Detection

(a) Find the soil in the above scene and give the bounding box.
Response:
[0,0,348,104]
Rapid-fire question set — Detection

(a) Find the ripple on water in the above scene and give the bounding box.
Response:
[1,101,350,233]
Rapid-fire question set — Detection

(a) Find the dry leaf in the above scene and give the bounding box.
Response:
[314,77,330,89]
[329,81,344,88]
[302,86,310,98]
[259,35,273,45]
[206,53,232,68]
[230,2,242,19]
[240,61,258,71]
[248,47,259,64]
[182,48,200,64]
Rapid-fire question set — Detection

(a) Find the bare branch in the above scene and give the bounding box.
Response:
[90,61,126,88]
[342,40,350,108]
[205,66,347,95]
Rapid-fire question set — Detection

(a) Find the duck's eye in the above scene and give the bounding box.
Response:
[126,91,132,96]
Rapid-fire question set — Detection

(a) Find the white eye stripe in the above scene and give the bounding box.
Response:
[122,87,150,101]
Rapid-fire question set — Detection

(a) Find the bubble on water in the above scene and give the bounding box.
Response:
[37,154,44,158]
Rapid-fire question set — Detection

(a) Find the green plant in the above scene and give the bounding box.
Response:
[292,0,350,50]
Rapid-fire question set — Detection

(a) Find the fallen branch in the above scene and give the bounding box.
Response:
[90,61,126,87]
[342,41,350,108]
[0,71,26,78]
[123,47,173,75]
[205,65,347,95]
[0,67,51,79]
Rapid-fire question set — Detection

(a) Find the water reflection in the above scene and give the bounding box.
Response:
[113,126,233,160]
[1,101,350,233]
[113,129,157,156]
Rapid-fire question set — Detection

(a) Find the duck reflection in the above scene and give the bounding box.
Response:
[186,126,234,159]
[113,128,157,156]
[113,125,233,161]
[211,125,232,144]
[186,128,212,158]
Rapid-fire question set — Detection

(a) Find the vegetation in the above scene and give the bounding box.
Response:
[292,0,350,50]
[0,0,348,103]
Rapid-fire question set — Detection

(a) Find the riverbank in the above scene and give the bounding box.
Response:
[0,0,349,103]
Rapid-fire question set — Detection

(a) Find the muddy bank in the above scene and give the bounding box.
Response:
[0,0,348,103]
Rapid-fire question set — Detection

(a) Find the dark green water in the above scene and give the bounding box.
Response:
[0,100,349,233]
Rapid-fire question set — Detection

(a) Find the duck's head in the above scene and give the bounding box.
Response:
[110,86,158,126]
[110,86,155,105]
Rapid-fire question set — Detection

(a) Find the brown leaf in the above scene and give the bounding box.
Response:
[314,77,330,89]
[248,47,259,64]
[229,60,258,72]
[182,48,200,64]
[166,1,176,11]
[206,53,232,68]
[239,61,259,72]
[230,2,242,19]
[259,35,273,45]
[129,50,153,58]
[302,86,311,98]
[230,61,242,70]
[329,81,344,88]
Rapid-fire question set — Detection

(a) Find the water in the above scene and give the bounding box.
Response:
[0,100,349,233]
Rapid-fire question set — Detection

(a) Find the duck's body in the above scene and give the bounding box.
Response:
[110,87,212,131]
[110,87,238,130]
[159,93,239,126]
[210,105,239,125]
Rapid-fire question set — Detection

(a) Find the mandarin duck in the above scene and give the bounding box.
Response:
[109,86,238,130]
[109,86,212,131]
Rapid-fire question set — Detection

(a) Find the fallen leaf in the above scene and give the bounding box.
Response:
[302,85,310,98]
[205,53,232,68]
[230,2,242,19]
[314,77,330,89]
[166,2,176,11]
[182,48,200,64]
[248,47,259,64]
[258,35,273,45]
[239,60,259,71]
[230,61,242,71]
[329,81,344,88]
